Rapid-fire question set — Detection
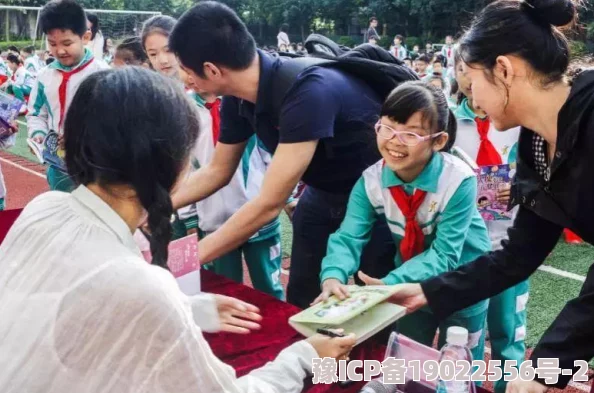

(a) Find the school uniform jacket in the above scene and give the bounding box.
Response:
[11,66,35,91]
[454,98,520,250]
[321,152,491,318]
[24,56,40,76]
[183,93,281,243]
[26,49,109,140]
[441,45,455,68]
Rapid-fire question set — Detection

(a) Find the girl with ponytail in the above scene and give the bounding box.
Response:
[382,2,594,393]
[141,15,288,300]
[0,66,356,392]
[314,81,491,362]
[452,44,525,393]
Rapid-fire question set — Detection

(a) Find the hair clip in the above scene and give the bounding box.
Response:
[522,1,535,9]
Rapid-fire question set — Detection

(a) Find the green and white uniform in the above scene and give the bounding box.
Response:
[183,93,285,300]
[321,152,491,362]
[24,56,41,76]
[26,49,109,192]
[7,65,35,101]
[454,98,527,393]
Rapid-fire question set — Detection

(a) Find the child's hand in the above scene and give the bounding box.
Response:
[32,135,44,144]
[284,200,298,221]
[8,121,18,135]
[58,134,65,150]
[312,278,350,305]
[497,183,511,204]
[357,271,384,285]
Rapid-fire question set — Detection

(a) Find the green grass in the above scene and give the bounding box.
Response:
[6,118,36,162]
[526,270,581,347]
[543,241,594,277]
[280,211,293,258]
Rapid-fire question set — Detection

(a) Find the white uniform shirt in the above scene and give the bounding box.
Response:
[0,185,317,393]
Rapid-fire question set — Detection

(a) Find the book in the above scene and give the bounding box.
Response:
[0,91,22,138]
[475,163,516,221]
[134,231,201,295]
[288,286,407,345]
[42,131,67,171]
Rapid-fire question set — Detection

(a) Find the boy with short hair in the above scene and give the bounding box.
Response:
[441,35,455,68]
[415,54,430,79]
[368,35,379,46]
[27,0,109,192]
[4,54,34,113]
[391,34,407,60]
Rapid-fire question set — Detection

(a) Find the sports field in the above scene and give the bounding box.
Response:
[3,119,593,391]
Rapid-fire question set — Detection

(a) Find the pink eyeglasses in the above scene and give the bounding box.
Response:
[375,122,445,146]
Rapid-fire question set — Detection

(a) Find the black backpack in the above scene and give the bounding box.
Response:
[271,34,419,116]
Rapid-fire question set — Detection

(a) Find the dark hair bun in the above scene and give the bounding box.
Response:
[524,0,577,27]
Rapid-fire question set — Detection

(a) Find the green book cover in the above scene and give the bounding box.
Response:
[289,285,400,325]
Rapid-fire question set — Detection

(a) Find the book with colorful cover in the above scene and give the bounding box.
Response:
[288,286,407,345]
[0,91,22,138]
[134,231,201,295]
[42,131,67,171]
[475,163,516,221]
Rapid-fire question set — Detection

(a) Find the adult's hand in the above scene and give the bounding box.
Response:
[306,329,357,361]
[214,294,262,334]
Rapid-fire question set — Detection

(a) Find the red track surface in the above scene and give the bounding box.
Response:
[1,150,592,393]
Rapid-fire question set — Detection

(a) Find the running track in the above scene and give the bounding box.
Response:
[1,150,592,393]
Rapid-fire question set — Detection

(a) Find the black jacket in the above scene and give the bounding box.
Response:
[421,70,594,388]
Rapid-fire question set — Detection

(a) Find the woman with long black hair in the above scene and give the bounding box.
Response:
[0,67,355,392]
[363,1,594,392]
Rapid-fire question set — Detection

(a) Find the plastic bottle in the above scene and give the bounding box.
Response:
[436,326,475,393]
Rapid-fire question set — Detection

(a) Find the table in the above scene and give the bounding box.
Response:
[201,269,388,393]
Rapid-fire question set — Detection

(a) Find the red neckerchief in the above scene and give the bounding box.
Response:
[475,117,502,166]
[57,58,95,129]
[205,98,221,145]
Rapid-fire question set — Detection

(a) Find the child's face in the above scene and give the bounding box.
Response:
[404,60,412,68]
[433,63,443,74]
[413,46,419,52]
[145,32,179,79]
[416,61,428,74]
[394,38,402,46]
[7,61,17,72]
[47,28,90,68]
[426,44,432,50]
[20,50,29,59]
[377,112,447,181]
[369,38,377,45]
[446,36,453,45]
[455,61,472,99]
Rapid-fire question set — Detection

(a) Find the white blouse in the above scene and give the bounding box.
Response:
[0,185,317,393]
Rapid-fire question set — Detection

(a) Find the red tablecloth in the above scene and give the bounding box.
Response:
[201,269,388,393]
[0,208,22,244]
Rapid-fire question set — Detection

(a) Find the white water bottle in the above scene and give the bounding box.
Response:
[436,327,475,393]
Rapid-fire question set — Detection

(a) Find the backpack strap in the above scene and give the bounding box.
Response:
[271,56,335,120]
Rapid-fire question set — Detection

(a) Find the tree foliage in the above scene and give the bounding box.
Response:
[4,0,593,46]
